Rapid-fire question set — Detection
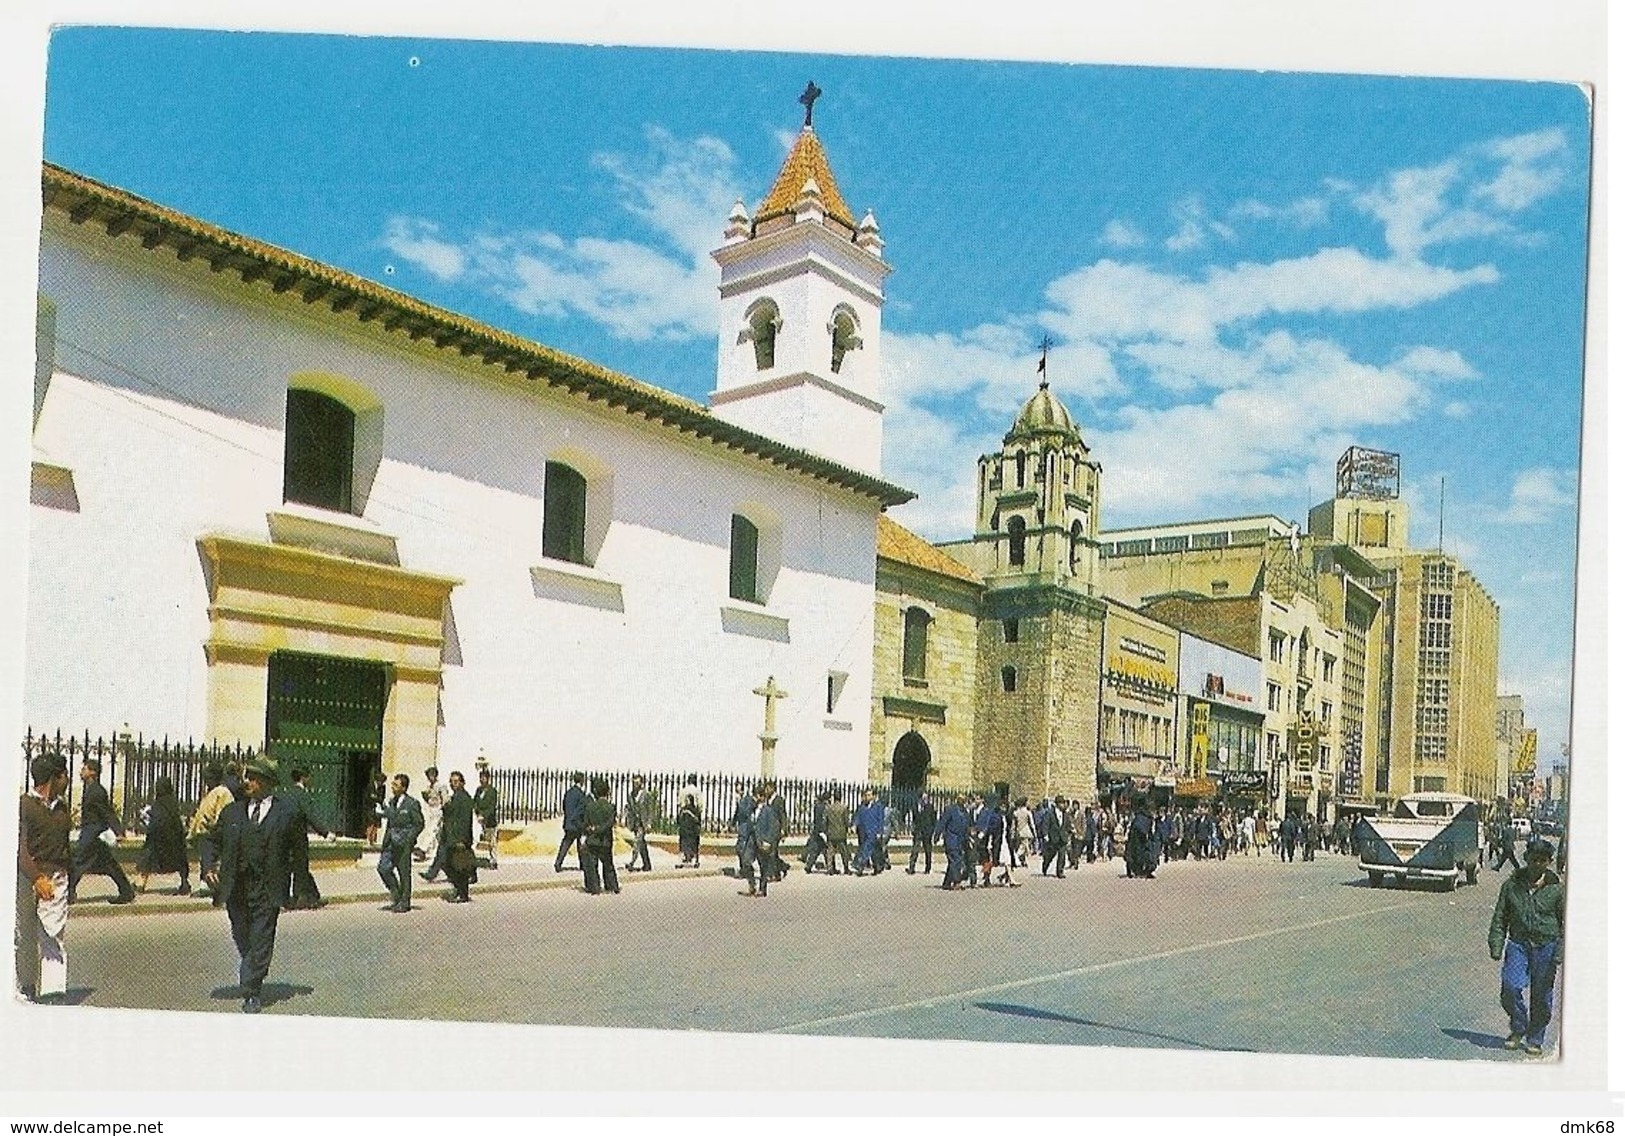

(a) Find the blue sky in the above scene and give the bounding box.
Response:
[40,28,1590,771]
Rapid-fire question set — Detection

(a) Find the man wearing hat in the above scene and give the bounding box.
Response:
[1488,836,1565,1056]
[212,755,299,1013]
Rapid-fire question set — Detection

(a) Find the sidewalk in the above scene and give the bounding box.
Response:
[69,839,725,918]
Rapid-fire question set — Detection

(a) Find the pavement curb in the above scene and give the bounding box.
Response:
[70,864,728,918]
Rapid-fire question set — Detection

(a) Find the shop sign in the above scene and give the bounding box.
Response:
[1222,770,1268,794]
[1189,701,1211,773]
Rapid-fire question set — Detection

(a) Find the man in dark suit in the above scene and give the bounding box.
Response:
[377,773,425,913]
[766,782,790,880]
[68,757,135,905]
[624,775,653,873]
[1041,797,1070,879]
[908,793,937,875]
[580,777,620,896]
[441,771,478,903]
[935,794,969,889]
[750,785,783,898]
[802,791,829,873]
[823,793,852,875]
[554,772,587,873]
[282,766,329,911]
[472,767,500,869]
[214,756,298,1013]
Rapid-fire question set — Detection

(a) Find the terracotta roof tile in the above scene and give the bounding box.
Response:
[877,515,981,584]
[755,128,856,229]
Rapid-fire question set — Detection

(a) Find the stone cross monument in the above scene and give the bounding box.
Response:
[753,675,789,779]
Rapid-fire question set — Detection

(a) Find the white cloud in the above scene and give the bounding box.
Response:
[1100,219,1145,248]
[381,218,467,282]
[1041,249,1496,347]
[1393,345,1478,381]
[1493,467,1579,525]
[380,129,740,341]
[876,126,1544,535]
[1163,195,1233,252]
[1229,195,1329,228]
[1092,332,1439,519]
[1474,128,1570,210]
[1353,128,1572,256]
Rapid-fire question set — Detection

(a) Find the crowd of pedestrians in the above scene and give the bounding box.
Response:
[706,783,1373,898]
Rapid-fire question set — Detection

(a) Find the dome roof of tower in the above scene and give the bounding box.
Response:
[755,127,857,231]
[1005,381,1082,444]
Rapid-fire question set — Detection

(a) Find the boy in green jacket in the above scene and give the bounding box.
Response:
[1488,838,1564,1056]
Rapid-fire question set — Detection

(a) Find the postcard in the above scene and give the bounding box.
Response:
[2,3,1608,1116]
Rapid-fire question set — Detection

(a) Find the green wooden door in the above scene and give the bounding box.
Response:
[265,652,387,837]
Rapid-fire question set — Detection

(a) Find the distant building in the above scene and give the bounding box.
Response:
[1309,447,1501,805]
[1100,519,1354,821]
[1496,694,1526,801]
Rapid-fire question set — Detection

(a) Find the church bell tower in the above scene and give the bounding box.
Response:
[709,82,890,475]
[975,350,1103,593]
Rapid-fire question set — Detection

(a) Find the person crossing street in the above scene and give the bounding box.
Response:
[1489,837,1564,1057]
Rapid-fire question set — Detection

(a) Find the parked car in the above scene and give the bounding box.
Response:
[1354,792,1482,891]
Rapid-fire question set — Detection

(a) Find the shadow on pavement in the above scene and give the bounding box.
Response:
[973,1001,1255,1052]
[1441,1026,1516,1051]
[209,982,315,1007]
[22,986,95,1006]
[1339,877,1454,891]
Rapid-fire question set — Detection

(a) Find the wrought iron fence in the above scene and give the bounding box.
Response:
[485,765,975,837]
[20,727,258,830]
[20,728,976,839]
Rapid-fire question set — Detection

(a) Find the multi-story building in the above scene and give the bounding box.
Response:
[1309,447,1501,805]
[1099,517,1350,820]
[1496,694,1526,802]
[1174,629,1267,812]
[1098,600,1181,788]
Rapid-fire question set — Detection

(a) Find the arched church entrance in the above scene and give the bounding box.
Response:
[891,731,931,794]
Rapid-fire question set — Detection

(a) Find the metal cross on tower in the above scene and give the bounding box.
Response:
[1037,334,1054,387]
[799,80,822,127]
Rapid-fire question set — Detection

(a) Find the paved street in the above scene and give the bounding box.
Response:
[51,851,1556,1062]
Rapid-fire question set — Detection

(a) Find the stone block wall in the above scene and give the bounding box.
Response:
[869,561,981,788]
[974,584,1104,801]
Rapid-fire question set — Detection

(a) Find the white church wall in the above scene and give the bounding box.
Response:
[30,216,881,782]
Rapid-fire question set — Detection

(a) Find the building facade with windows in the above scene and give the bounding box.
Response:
[1309,448,1502,806]
[28,136,910,832]
[1103,522,1348,820]
[869,516,982,791]
[1361,549,1501,803]
[1098,600,1180,788]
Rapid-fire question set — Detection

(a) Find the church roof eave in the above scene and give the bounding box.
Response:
[42,162,914,509]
